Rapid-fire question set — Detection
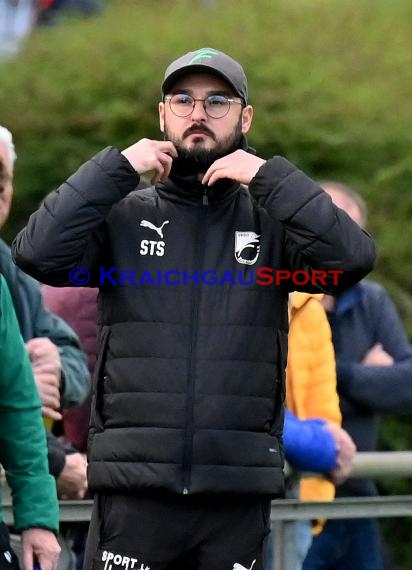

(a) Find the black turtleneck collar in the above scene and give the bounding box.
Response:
[156,136,256,206]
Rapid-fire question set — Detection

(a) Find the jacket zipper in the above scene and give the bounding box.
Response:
[182,188,209,494]
[89,327,111,436]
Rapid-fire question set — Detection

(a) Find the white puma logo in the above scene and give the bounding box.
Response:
[233,560,256,570]
[140,220,169,239]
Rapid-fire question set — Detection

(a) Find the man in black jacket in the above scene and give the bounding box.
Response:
[13,48,375,570]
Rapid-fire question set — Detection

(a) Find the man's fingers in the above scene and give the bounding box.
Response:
[32,362,61,377]
[41,392,61,408]
[147,139,178,158]
[202,151,266,186]
[145,159,165,184]
[147,153,175,184]
[202,161,228,186]
[202,166,224,187]
[26,337,58,356]
[159,141,178,158]
[37,554,59,570]
[122,139,177,175]
[36,381,60,403]
[157,153,174,181]
[42,406,63,421]
[22,546,34,570]
[41,393,60,408]
[202,162,219,186]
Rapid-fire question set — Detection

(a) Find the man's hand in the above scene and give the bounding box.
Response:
[26,338,62,421]
[324,423,357,485]
[202,150,266,187]
[121,139,178,184]
[57,453,88,500]
[21,528,60,570]
[362,343,394,367]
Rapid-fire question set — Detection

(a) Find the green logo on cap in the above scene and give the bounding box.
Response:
[188,48,219,64]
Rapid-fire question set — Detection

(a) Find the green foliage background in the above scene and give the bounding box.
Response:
[1,0,412,566]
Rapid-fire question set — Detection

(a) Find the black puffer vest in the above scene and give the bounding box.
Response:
[87,169,288,498]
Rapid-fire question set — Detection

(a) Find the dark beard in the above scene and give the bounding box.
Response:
[165,120,244,178]
[171,146,233,177]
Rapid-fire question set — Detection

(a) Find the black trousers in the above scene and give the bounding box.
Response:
[84,493,271,570]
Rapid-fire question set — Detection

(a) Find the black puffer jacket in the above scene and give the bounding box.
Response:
[13,146,375,498]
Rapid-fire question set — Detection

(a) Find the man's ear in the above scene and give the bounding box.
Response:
[159,102,165,133]
[241,105,253,134]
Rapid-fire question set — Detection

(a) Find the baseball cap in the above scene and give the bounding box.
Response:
[162,47,248,105]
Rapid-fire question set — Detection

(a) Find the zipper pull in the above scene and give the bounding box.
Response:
[203,188,209,206]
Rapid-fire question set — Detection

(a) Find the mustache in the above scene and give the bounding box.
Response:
[183,124,216,140]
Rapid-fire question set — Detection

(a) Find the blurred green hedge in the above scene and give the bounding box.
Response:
[1,0,411,306]
[0,0,412,300]
[1,1,412,563]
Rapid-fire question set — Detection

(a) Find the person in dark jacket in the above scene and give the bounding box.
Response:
[12,48,376,570]
[303,182,412,570]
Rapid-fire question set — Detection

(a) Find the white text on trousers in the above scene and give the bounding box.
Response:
[102,550,150,570]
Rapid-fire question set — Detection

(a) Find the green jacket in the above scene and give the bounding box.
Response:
[0,275,59,533]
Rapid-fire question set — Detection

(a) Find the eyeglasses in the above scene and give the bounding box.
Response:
[164,93,243,119]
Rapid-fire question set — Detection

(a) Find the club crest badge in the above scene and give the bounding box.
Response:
[234,231,261,265]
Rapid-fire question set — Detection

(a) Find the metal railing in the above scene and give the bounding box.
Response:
[271,452,412,569]
[3,452,412,568]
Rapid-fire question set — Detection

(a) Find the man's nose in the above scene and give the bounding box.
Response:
[191,100,208,122]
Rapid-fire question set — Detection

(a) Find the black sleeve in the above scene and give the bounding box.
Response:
[46,431,75,478]
[12,147,139,286]
[249,157,376,293]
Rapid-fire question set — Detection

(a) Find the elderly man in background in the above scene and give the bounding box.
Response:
[0,125,89,500]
